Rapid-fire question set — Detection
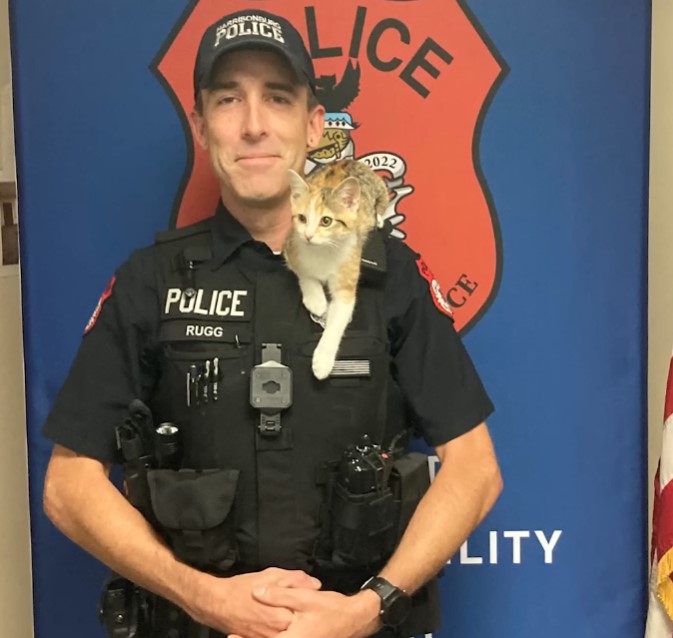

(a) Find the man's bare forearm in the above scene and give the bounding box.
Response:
[252,424,503,638]
[378,423,502,594]
[43,445,206,617]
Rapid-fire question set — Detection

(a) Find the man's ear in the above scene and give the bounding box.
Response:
[306,103,326,149]
[190,105,208,150]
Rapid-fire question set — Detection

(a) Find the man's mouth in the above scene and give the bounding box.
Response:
[236,154,280,164]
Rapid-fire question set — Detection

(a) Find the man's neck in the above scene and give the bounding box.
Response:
[221,191,292,253]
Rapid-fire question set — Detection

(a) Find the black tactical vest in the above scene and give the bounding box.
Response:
[149,219,408,572]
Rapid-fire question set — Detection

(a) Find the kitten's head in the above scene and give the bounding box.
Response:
[288,170,371,246]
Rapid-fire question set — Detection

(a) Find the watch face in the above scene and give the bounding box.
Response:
[383,591,412,627]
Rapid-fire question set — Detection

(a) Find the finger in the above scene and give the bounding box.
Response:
[252,585,320,610]
[266,606,294,629]
[292,571,321,589]
[275,575,321,590]
[276,627,299,638]
[269,571,320,591]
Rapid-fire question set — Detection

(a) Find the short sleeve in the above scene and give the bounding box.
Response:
[41,248,160,463]
[385,239,494,447]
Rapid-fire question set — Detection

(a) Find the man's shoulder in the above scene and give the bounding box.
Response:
[116,218,215,278]
[382,231,420,275]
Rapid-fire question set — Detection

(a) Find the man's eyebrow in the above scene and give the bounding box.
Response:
[265,81,300,94]
[208,81,239,91]
[207,80,299,94]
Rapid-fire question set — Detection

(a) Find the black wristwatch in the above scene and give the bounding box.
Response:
[360,576,412,627]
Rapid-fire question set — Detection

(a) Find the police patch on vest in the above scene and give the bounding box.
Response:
[415,258,453,318]
[84,276,116,334]
[164,287,251,321]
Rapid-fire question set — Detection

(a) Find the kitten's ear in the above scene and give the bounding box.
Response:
[331,177,361,211]
[288,170,309,200]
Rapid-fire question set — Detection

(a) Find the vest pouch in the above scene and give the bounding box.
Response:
[389,452,431,540]
[159,322,252,377]
[159,323,252,407]
[330,482,397,567]
[155,326,253,469]
[147,468,240,573]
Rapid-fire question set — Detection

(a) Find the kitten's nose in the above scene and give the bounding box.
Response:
[304,231,315,242]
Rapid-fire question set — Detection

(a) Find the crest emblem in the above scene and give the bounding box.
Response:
[310,61,360,163]
[152,1,506,333]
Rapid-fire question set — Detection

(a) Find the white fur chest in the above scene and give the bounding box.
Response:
[293,236,357,283]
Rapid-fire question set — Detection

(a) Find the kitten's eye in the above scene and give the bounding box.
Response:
[298,214,307,223]
[320,216,332,227]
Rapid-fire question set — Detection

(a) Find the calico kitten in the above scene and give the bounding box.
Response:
[284,159,389,379]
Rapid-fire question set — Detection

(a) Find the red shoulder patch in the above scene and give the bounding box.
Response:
[415,258,453,318]
[84,276,116,334]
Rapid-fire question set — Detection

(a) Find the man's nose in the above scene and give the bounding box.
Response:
[242,99,267,139]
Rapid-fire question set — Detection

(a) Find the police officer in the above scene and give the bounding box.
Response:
[42,8,502,638]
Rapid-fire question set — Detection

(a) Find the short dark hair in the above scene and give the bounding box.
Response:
[307,90,320,111]
[195,92,204,114]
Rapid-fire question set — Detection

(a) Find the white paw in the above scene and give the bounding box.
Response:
[312,344,335,380]
[303,289,328,318]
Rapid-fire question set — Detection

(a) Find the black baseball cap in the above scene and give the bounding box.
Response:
[193,9,316,97]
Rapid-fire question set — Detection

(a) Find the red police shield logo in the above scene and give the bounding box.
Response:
[152,1,506,333]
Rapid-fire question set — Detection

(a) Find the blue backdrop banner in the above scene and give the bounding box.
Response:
[10,0,650,636]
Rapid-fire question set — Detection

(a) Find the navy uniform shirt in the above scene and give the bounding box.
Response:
[43,204,494,461]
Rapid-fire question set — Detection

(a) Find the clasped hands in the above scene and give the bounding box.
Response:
[193,567,382,638]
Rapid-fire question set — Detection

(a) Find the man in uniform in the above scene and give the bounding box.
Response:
[42,9,502,638]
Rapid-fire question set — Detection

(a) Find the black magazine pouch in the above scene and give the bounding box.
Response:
[147,468,239,573]
[330,482,397,567]
[389,452,432,539]
[390,452,441,636]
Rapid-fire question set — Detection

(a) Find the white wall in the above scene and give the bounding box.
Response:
[0,0,35,636]
[0,0,13,181]
[0,272,34,637]
[649,0,673,543]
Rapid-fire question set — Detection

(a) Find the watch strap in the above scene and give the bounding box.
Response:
[361,576,411,627]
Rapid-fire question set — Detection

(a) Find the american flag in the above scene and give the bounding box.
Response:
[645,355,673,636]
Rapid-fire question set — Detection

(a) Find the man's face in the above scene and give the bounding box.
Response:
[192,49,325,210]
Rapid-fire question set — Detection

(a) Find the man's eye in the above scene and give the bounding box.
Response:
[320,217,332,227]
[298,214,307,223]
[270,95,291,105]
[216,96,236,105]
